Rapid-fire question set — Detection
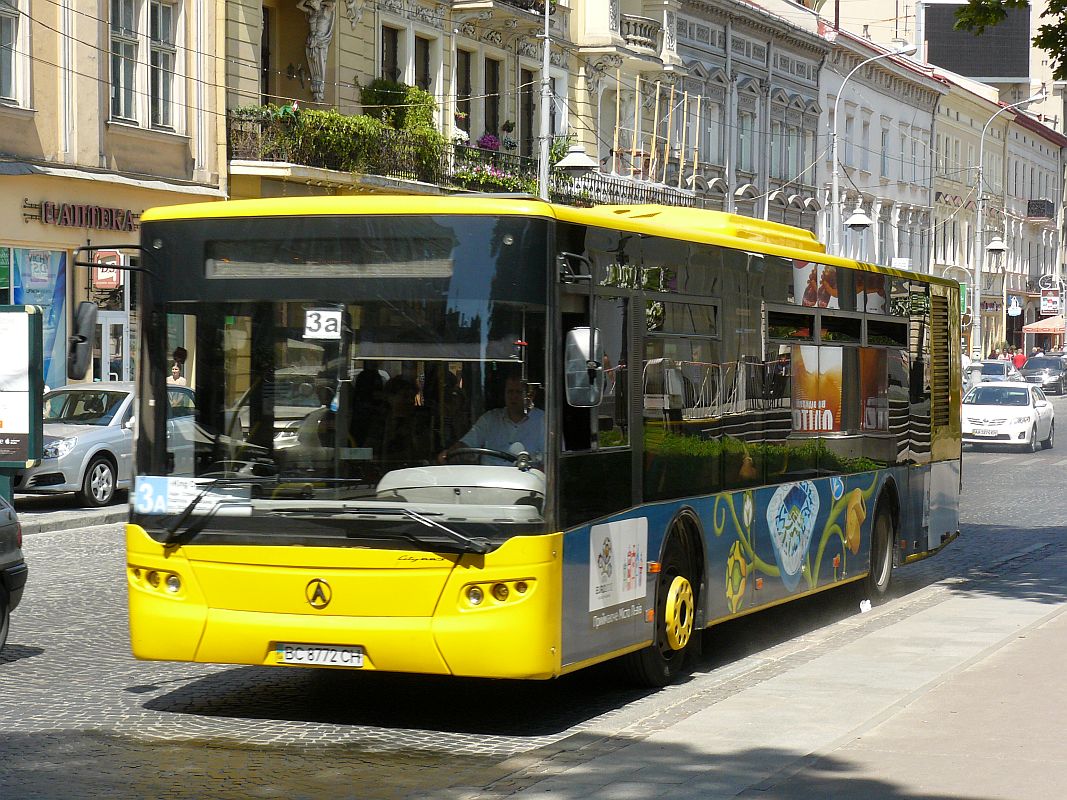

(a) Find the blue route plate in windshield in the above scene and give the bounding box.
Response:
[133,476,252,516]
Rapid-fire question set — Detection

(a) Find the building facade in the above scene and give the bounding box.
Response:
[819,27,944,267]
[224,0,574,199]
[0,0,224,386]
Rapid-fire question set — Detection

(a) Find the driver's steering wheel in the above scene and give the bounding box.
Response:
[445,447,518,465]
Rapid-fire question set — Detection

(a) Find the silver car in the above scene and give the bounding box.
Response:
[14,383,137,507]
[15,382,199,506]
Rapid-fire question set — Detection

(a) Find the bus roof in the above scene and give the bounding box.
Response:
[141,195,955,288]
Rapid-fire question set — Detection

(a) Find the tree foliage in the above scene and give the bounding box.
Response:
[955,0,1067,80]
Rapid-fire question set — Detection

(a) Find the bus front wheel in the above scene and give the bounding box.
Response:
[623,535,698,687]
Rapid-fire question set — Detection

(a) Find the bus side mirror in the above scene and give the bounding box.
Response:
[564,327,604,407]
[68,301,97,381]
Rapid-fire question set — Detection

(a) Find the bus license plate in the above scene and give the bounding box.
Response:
[972,428,997,437]
[277,643,364,668]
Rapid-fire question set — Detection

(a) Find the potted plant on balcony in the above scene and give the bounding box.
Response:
[454,110,468,126]
[500,119,515,133]
[476,132,500,151]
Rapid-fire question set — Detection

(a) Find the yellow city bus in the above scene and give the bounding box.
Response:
[121,196,961,686]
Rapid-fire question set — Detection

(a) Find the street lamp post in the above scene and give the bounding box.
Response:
[829,43,917,256]
[971,90,1045,359]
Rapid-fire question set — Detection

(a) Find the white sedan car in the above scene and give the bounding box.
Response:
[962,381,1054,452]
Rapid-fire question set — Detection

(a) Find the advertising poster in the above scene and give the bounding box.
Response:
[791,345,842,433]
[0,314,30,461]
[793,260,840,308]
[860,348,889,431]
[588,517,647,614]
[0,247,9,303]
[856,272,887,313]
[13,249,67,390]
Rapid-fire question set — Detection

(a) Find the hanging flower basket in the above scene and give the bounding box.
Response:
[500,119,515,133]
[476,133,500,151]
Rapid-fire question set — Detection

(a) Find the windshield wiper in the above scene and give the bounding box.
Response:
[159,479,232,547]
[268,506,492,554]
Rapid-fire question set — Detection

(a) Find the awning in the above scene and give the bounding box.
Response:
[1022,315,1066,333]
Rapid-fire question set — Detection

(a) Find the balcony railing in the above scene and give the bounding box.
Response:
[620,14,660,52]
[227,111,698,207]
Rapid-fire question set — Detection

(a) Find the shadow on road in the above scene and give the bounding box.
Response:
[142,659,653,737]
[0,728,999,800]
[0,644,44,665]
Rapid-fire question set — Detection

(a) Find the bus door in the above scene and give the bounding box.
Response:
[559,290,642,666]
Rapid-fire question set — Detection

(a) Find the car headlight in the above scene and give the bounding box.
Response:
[1012,416,1032,424]
[43,437,77,459]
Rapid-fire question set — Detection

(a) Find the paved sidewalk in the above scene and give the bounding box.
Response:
[454,545,1067,800]
[14,495,127,536]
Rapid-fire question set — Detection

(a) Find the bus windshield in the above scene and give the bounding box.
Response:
[139,214,549,536]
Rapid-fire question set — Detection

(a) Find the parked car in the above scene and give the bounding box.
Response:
[1020,356,1067,394]
[965,360,1023,386]
[962,381,1054,451]
[0,493,27,652]
[14,383,195,507]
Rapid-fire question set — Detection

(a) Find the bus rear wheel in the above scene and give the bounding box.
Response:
[865,503,895,601]
[623,535,698,687]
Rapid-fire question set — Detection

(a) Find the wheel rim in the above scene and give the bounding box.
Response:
[663,575,695,651]
[90,463,114,503]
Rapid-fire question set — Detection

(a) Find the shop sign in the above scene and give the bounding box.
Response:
[1007,296,1023,317]
[92,250,123,290]
[1041,288,1060,315]
[23,199,139,232]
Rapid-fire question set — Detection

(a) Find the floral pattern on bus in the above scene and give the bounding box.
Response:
[766,481,819,590]
[713,473,880,612]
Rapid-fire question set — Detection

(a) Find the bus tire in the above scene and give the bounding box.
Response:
[865,502,895,601]
[622,533,698,688]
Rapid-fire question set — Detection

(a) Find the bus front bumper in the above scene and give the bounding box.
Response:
[126,524,564,680]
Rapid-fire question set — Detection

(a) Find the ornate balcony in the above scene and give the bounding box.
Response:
[227,108,701,208]
[620,14,661,54]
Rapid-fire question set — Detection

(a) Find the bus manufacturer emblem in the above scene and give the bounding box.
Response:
[305,579,332,609]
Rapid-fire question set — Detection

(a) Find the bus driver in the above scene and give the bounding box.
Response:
[438,372,544,465]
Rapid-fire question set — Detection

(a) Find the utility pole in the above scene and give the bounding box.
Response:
[537,1,552,201]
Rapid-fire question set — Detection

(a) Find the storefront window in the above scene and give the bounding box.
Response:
[12,248,67,389]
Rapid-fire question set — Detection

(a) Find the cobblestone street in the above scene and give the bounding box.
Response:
[2,438,1064,798]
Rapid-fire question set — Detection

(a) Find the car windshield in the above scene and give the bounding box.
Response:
[980,362,1007,375]
[43,390,127,425]
[1024,358,1061,370]
[963,386,1030,406]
